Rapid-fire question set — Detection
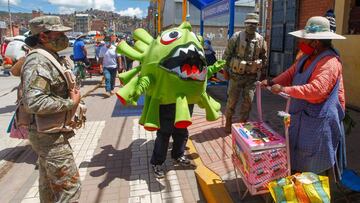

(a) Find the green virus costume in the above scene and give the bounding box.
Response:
[116,22,225,131]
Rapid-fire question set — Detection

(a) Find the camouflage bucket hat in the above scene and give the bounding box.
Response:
[244,13,259,24]
[28,15,72,36]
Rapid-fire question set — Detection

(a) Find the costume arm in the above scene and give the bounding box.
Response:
[207,60,226,78]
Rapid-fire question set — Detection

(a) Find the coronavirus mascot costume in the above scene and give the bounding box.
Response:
[116,22,225,131]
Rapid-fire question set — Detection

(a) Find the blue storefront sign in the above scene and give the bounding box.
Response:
[202,0,229,20]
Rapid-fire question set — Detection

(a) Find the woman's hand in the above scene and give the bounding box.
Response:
[260,79,269,87]
[271,84,284,94]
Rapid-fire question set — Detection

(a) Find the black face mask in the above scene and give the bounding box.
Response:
[245,24,257,34]
[47,34,69,52]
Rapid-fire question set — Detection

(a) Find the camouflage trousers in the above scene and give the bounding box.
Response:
[29,130,81,203]
[225,74,257,122]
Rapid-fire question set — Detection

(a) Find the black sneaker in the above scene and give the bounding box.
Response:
[152,164,165,178]
[174,155,191,167]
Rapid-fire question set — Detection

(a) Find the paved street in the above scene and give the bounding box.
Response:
[0,76,24,168]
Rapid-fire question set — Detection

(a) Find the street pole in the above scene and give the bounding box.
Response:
[259,0,263,35]
[157,0,161,34]
[8,0,13,37]
[182,0,187,22]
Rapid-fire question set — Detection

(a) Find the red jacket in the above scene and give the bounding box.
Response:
[272,54,345,109]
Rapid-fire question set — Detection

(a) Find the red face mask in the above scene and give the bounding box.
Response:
[299,42,315,55]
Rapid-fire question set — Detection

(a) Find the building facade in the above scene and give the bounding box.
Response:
[161,0,255,47]
[75,14,90,33]
[334,0,360,108]
[91,19,106,32]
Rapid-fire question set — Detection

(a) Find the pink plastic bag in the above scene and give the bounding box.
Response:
[9,119,29,139]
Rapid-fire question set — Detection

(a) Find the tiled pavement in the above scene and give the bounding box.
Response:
[21,121,106,203]
[0,76,204,203]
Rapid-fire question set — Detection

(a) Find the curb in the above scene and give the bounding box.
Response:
[187,137,233,203]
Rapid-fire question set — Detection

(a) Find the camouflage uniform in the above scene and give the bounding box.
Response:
[22,16,81,202]
[223,13,267,132]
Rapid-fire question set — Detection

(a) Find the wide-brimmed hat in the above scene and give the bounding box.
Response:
[289,16,345,39]
[244,13,259,24]
[76,34,87,40]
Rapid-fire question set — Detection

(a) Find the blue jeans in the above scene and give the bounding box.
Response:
[103,67,117,92]
[150,104,194,165]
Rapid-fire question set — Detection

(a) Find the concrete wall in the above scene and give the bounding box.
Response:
[334,0,360,108]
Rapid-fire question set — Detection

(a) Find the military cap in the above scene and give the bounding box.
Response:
[28,15,71,36]
[244,13,259,24]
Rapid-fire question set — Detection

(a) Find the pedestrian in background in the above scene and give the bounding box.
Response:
[22,16,81,202]
[1,37,12,76]
[204,39,219,82]
[99,35,123,97]
[73,34,89,65]
[95,40,105,62]
[222,13,267,133]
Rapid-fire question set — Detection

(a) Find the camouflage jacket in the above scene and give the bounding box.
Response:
[222,31,268,73]
[22,48,74,118]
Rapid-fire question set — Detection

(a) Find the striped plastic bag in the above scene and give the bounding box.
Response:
[267,172,330,203]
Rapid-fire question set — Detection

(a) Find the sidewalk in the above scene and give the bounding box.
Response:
[0,79,205,203]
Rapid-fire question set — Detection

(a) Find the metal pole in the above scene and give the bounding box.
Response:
[200,10,204,36]
[157,0,161,34]
[186,1,190,21]
[259,0,263,35]
[8,0,13,37]
[228,0,235,38]
[182,0,187,22]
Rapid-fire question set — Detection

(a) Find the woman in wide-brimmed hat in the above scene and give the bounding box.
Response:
[261,16,346,180]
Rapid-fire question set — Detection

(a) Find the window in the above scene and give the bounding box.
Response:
[349,0,360,34]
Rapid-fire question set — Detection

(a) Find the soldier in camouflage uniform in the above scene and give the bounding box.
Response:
[223,13,268,133]
[22,16,81,202]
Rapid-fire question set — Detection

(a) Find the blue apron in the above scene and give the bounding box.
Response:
[289,49,346,175]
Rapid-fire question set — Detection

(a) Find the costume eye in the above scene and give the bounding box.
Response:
[161,30,182,45]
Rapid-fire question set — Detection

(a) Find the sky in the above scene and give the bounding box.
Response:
[0,0,150,18]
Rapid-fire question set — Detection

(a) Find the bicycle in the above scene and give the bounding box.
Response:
[73,60,90,87]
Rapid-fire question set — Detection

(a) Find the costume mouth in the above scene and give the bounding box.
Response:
[160,44,207,81]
